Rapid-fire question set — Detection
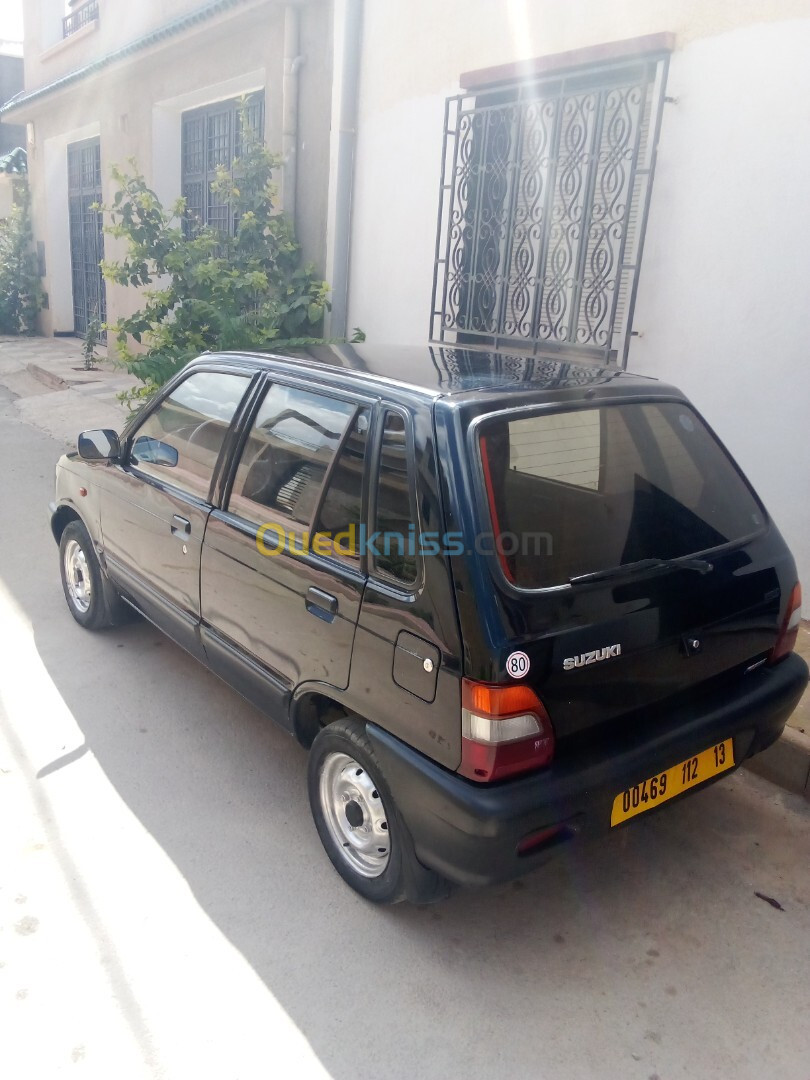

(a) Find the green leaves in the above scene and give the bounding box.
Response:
[0,180,43,335]
[101,116,334,391]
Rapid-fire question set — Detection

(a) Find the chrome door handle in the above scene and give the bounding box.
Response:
[306,587,338,621]
[171,514,191,538]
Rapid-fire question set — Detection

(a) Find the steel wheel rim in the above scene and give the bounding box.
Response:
[319,751,391,878]
[64,538,92,613]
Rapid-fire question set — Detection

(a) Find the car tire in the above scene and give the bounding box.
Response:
[308,716,450,905]
[59,520,124,631]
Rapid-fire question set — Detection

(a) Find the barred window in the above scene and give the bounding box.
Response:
[181,92,265,236]
[430,51,669,366]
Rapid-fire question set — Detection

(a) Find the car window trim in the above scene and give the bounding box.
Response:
[123,363,257,506]
[306,403,380,577]
[209,504,368,587]
[467,394,771,597]
[308,403,365,554]
[121,360,258,446]
[219,373,375,529]
[368,403,423,594]
[212,370,267,508]
[309,403,361,527]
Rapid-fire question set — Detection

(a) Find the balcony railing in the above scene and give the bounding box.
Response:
[63,0,99,39]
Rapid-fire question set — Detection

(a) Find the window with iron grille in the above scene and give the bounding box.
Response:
[63,0,99,40]
[430,51,669,366]
[181,93,265,236]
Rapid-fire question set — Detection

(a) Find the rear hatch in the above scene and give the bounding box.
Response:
[468,395,788,749]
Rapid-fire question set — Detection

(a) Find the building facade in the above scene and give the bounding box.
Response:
[3,0,332,335]
[337,0,810,608]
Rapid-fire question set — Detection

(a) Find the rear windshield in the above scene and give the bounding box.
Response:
[477,401,765,589]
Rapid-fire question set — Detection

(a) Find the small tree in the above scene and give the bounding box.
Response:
[82,314,102,370]
[0,179,43,335]
[102,119,330,405]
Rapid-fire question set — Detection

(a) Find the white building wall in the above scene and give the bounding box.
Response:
[344,4,810,610]
[631,19,810,613]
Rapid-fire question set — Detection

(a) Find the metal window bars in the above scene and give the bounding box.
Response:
[63,0,99,39]
[180,93,265,238]
[430,53,669,368]
[67,137,106,340]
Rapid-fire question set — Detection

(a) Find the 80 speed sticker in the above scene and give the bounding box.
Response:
[505,651,530,678]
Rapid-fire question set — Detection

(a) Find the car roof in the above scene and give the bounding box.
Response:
[201,344,674,403]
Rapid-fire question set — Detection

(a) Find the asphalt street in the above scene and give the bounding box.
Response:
[1,376,809,1080]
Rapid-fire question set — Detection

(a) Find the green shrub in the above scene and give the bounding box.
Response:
[101,119,331,406]
[82,315,102,369]
[0,180,42,335]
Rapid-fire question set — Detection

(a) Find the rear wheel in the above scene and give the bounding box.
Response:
[59,520,123,630]
[308,717,450,904]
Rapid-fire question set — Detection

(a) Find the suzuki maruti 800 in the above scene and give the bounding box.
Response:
[50,346,808,902]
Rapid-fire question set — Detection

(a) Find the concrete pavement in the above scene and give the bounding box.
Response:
[0,334,132,447]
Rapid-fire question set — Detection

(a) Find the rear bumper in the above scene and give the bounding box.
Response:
[367,652,809,887]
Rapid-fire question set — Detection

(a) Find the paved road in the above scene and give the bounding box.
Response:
[1,377,809,1080]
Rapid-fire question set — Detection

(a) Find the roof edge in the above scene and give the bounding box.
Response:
[1,0,257,116]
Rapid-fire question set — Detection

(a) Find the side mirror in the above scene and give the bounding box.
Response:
[131,435,179,468]
[77,428,121,463]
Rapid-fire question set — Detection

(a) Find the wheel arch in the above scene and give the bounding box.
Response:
[50,503,84,544]
[291,688,357,749]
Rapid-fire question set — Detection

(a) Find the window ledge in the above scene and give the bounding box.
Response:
[460,32,676,90]
[40,19,99,63]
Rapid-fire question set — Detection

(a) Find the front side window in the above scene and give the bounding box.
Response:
[431,51,669,365]
[130,371,250,500]
[229,384,356,526]
[373,411,419,586]
[478,402,765,590]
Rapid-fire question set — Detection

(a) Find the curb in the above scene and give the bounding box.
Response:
[26,362,75,391]
[743,725,810,799]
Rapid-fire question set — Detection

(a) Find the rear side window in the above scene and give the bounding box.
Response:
[478,402,765,589]
[130,371,250,500]
[373,411,418,585]
[312,408,371,562]
[229,383,355,525]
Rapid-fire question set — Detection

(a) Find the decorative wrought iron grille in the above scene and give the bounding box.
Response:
[63,0,99,39]
[430,54,669,366]
[67,137,106,339]
[181,93,265,237]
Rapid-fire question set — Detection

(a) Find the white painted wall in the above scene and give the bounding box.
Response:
[632,19,810,613]
[343,7,810,610]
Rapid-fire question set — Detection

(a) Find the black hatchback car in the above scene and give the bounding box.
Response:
[51,346,808,903]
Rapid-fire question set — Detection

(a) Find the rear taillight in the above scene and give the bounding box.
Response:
[458,679,554,782]
[769,583,802,665]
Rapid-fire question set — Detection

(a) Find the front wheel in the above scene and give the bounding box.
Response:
[308,717,450,905]
[59,520,123,630]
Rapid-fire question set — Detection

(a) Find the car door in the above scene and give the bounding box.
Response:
[200,375,372,725]
[346,405,463,770]
[99,366,254,658]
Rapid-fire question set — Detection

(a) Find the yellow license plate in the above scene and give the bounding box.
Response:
[611,739,735,826]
